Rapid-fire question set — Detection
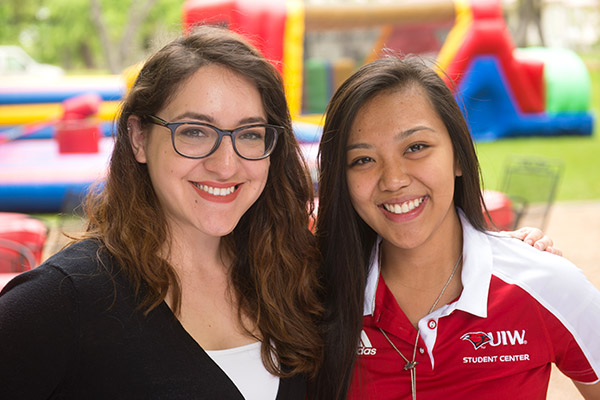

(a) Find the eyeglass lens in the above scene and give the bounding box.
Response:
[174,124,276,159]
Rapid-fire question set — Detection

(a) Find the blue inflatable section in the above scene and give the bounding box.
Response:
[457,56,594,142]
[0,183,94,213]
[0,121,115,140]
[292,120,323,143]
[0,88,123,105]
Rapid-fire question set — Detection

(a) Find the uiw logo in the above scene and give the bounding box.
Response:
[357,330,377,355]
[461,330,526,350]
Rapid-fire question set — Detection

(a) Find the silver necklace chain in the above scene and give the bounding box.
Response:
[378,253,462,400]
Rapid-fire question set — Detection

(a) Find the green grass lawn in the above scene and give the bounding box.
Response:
[475,60,600,202]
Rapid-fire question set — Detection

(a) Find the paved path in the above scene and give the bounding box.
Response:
[543,201,600,399]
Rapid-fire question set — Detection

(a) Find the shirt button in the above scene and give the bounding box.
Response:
[427,319,437,329]
[419,347,425,354]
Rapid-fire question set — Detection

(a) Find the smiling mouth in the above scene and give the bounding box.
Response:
[382,196,425,214]
[192,182,238,197]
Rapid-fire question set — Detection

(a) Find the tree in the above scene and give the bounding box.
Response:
[90,0,159,73]
[514,0,545,47]
[0,0,182,73]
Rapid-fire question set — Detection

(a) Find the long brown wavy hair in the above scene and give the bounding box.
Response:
[310,56,488,398]
[82,26,323,378]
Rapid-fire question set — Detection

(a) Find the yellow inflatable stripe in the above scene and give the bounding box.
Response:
[294,113,325,125]
[99,101,121,121]
[0,101,121,125]
[436,0,472,73]
[284,0,305,118]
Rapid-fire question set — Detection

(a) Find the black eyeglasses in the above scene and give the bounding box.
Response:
[146,115,281,160]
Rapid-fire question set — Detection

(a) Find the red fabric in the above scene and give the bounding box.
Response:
[482,190,514,231]
[350,274,596,399]
[182,0,287,73]
[444,20,544,113]
[0,213,47,273]
[443,0,544,113]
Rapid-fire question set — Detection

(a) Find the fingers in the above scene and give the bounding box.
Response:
[543,246,563,257]
[504,227,562,256]
[532,235,552,251]
[506,227,545,245]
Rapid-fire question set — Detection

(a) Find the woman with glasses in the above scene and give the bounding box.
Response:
[0,26,321,399]
[310,56,600,399]
[0,26,557,400]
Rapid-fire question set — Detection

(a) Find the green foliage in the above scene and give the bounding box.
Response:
[0,0,183,72]
[0,0,40,44]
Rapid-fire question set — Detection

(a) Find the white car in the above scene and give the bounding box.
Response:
[0,45,64,77]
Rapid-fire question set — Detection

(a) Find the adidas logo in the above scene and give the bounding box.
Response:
[357,330,377,356]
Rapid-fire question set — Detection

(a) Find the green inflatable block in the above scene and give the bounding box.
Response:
[304,58,330,114]
[515,47,591,113]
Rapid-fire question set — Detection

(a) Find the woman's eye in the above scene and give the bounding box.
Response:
[176,124,216,142]
[179,127,209,138]
[182,129,203,137]
[349,156,373,166]
[237,129,264,141]
[406,143,427,153]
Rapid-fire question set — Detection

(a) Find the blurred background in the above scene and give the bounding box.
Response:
[1,1,599,397]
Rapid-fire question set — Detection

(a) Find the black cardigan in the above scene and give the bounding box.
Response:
[0,239,306,399]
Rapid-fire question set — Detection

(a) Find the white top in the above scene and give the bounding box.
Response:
[205,341,280,399]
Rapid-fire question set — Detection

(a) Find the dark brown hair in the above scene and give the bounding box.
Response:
[83,25,322,377]
[310,55,487,398]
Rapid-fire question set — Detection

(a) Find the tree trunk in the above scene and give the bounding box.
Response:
[89,0,158,73]
[514,0,545,47]
[89,0,119,73]
[118,0,160,66]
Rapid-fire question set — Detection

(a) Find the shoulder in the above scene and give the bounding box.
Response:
[485,232,583,287]
[43,238,123,289]
[43,238,110,273]
[483,231,600,328]
[1,239,121,306]
[462,219,598,311]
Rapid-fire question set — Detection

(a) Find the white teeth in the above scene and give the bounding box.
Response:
[194,183,236,196]
[384,197,424,214]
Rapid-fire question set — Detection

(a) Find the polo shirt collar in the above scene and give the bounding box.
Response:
[363,236,382,316]
[454,209,492,318]
[362,209,493,319]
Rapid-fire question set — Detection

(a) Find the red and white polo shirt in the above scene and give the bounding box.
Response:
[350,212,600,399]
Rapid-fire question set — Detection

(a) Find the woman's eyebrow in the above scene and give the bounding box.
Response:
[171,112,266,126]
[346,125,435,151]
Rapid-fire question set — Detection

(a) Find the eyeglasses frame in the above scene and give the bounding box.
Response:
[146,114,281,160]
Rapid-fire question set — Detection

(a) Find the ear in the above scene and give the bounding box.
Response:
[128,115,147,164]
[454,158,462,177]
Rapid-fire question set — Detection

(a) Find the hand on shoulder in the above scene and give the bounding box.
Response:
[504,227,562,256]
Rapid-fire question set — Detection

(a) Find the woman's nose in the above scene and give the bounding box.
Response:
[378,159,411,192]
[203,136,238,176]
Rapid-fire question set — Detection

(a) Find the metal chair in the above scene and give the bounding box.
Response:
[500,155,564,230]
[0,237,36,273]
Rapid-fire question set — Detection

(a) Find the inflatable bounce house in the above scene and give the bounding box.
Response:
[183,0,594,141]
[0,0,594,214]
[0,88,119,212]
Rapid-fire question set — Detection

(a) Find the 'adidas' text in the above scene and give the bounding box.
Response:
[357,330,377,356]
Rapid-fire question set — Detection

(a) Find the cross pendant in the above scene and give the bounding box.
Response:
[404,361,419,370]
